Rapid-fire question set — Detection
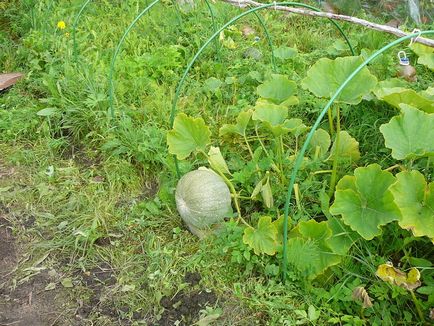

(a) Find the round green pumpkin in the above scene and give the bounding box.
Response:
[175,168,232,236]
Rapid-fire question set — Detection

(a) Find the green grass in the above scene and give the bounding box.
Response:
[1,0,433,324]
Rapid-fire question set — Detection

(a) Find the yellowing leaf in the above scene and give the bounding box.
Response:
[376,263,421,290]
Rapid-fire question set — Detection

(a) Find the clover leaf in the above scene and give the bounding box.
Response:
[330,164,401,240]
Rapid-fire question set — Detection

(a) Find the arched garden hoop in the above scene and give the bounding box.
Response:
[170,2,354,175]
[280,30,434,281]
[106,1,281,117]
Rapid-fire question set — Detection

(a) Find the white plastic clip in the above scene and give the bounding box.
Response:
[409,28,421,46]
[397,51,410,66]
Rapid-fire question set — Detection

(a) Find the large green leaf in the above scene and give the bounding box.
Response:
[330,164,401,240]
[374,84,434,114]
[379,105,434,160]
[219,110,252,137]
[326,217,359,255]
[287,220,341,279]
[252,102,307,137]
[274,46,298,60]
[411,43,434,71]
[301,56,377,104]
[327,131,360,162]
[389,170,434,241]
[252,102,287,125]
[167,113,211,160]
[243,216,278,255]
[256,74,298,104]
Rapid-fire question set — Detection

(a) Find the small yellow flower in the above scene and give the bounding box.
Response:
[65,32,70,38]
[57,21,66,30]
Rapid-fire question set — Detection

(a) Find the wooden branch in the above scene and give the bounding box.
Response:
[220,0,434,48]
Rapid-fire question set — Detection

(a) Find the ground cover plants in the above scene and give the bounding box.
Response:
[0,0,433,324]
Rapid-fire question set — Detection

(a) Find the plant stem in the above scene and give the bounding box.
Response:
[255,124,270,157]
[294,183,301,211]
[410,290,425,322]
[243,134,254,160]
[328,108,335,136]
[328,105,340,198]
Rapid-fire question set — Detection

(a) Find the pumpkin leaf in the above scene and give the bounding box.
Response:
[203,77,223,93]
[373,83,434,113]
[219,110,252,137]
[251,173,274,209]
[274,46,298,60]
[411,43,434,71]
[376,263,421,291]
[379,105,434,160]
[389,170,434,241]
[330,164,401,240]
[256,74,298,104]
[283,118,309,137]
[252,102,306,137]
[309,128,331,159]
[326,216,359,255]
[293,220,341,279]
[301,56,377,105]
[327,131,361,162]
[208,146,230,175]
[243,216,278,255]
[252,102,287,125]
[167,113,211,160]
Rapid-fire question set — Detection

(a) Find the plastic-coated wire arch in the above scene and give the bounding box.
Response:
[170,1,355,126]
[203,0,222,61]
[252,11,277,72]
[281,30,434,281]
[108,0,160,118]
[107,0,248,117]
[170,1,354,175]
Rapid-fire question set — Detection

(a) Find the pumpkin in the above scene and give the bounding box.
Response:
[175,168,232,237]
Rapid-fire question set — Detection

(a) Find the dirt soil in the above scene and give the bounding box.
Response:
[0,161,221,325]
[0,215,77,325]
[157,272,218,326]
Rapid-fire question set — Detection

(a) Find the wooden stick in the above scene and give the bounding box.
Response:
[220,0,434,48]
